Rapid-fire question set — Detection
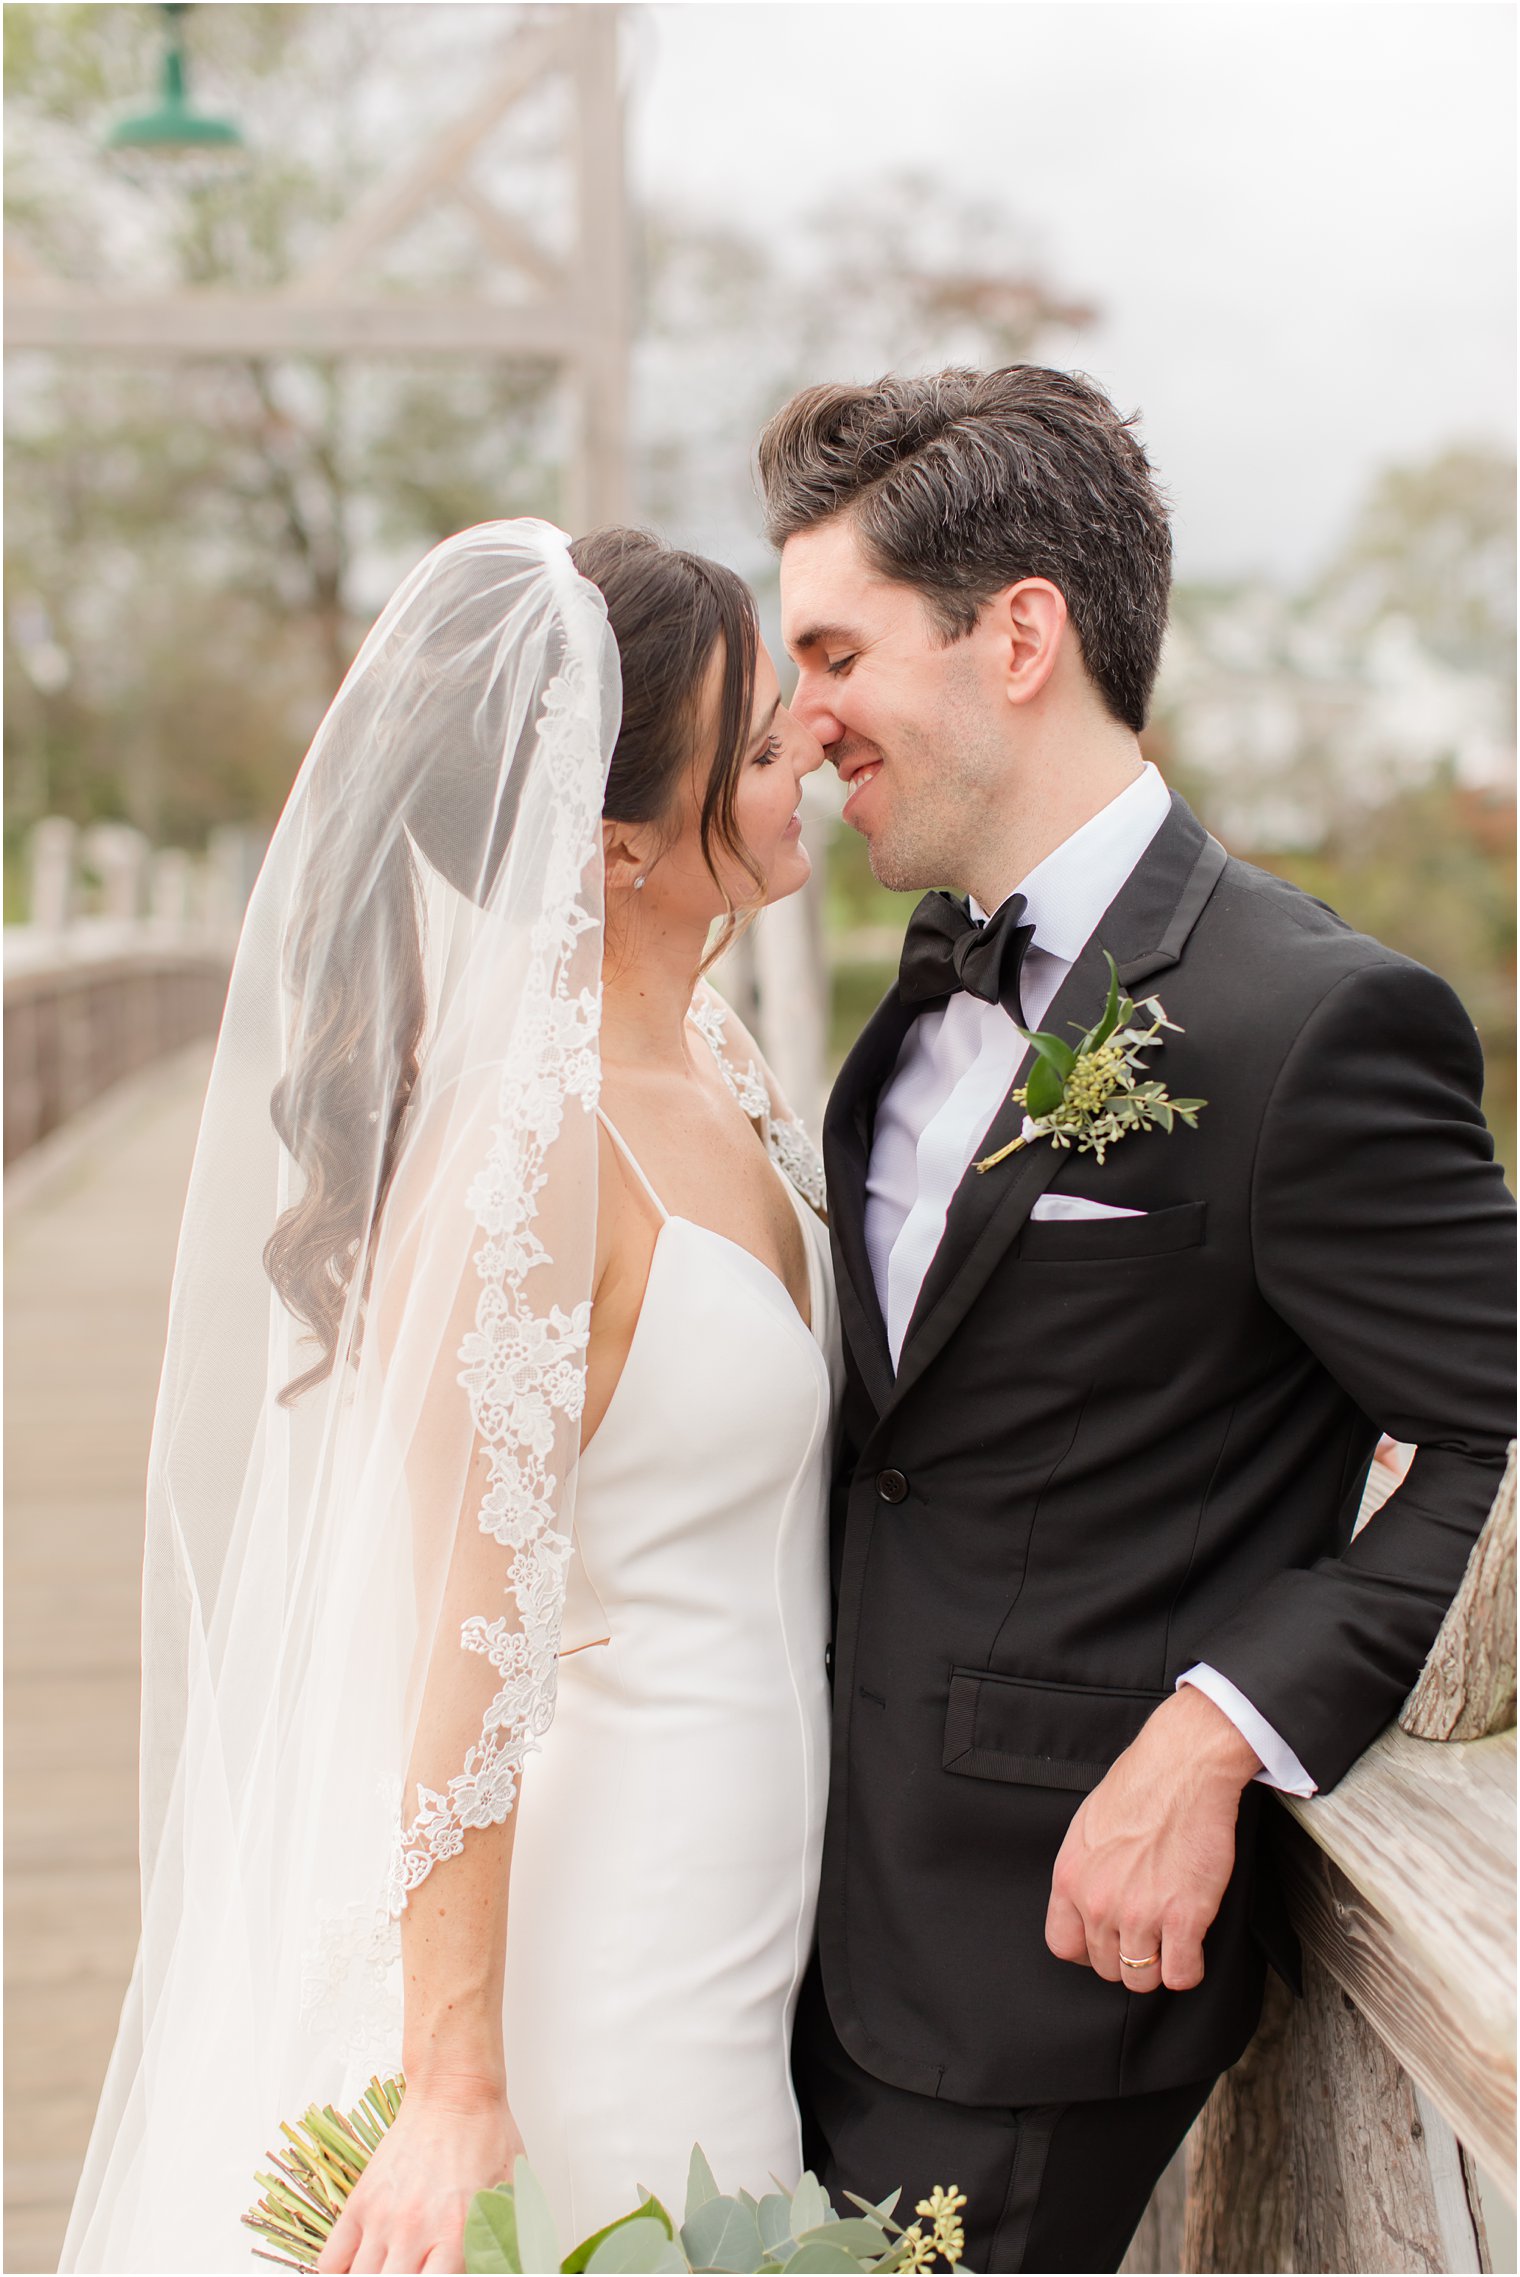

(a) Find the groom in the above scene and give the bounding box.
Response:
[757,367,1516,2272]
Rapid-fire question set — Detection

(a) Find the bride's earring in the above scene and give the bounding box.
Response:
[633,875,646,890]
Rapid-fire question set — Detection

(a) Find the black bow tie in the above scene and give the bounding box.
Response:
[897,890,1035,1024]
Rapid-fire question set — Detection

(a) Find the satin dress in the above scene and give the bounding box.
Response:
[501,1103,840,2243]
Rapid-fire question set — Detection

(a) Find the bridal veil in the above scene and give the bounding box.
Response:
[62,521,622,2271]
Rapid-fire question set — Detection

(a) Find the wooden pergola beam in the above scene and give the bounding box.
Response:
[3,292,580,358]
[2,6,628,525]
[284,18,568,301]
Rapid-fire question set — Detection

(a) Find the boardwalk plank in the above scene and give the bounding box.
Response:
[4,1049,210,2276]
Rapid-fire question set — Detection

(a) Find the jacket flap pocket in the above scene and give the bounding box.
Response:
[1015,1199,1206,1263]
[943,1668,1168,1791]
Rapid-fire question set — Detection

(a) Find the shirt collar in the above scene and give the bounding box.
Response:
[970,762,1172,962]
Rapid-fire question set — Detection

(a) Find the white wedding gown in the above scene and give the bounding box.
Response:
[500,1096,840,2244]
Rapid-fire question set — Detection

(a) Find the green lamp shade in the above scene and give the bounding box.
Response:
[106,107,242,152]
[105,21,245,155]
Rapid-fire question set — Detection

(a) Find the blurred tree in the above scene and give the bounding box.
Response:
[636,169,1094,575]
[7,0,1098,868]
[1262,769,1516,1183]
[630,165,1101,1070]
[1149,445,1514,1172]
[4,2,561,850]
[1315,445,1516,722]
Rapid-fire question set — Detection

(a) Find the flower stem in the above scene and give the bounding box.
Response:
[974,1134,1029,1174]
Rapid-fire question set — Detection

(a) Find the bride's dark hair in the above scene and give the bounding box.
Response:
[571,524,763,945]
[265,525,762,1403]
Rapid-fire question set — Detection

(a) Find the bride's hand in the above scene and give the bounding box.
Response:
[316,2080,523,2275]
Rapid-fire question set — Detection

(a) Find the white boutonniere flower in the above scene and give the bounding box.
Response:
[976,953,1207,1173]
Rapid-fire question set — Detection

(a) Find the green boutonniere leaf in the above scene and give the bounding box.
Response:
[1078,953,1124,1056]
[1011,1026,1076,1121]
[976,953,1206,1173]
[1021,1050,1065,1121]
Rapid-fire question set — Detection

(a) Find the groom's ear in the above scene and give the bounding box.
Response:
[996,578,1069,709]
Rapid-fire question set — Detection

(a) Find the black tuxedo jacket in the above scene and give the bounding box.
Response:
[817,792,1515,2107]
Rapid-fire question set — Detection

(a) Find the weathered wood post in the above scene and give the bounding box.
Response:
[148,847,194,935]
[81,821,150,923]
[1400,1447,1516,1746]
[1133,1450,1517,2274]
[27,816,77,934]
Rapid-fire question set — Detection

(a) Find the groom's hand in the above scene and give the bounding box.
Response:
[1044,1686,1263,1994]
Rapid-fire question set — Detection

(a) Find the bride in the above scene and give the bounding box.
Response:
[62,519,838,2273]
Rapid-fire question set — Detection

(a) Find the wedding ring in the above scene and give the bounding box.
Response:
[1120,1949,1162,1971]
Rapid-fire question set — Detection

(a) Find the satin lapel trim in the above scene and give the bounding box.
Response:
[823,984,918,1414]
[888,933,1119,1410]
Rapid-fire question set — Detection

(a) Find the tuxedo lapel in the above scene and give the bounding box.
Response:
[822,982,918,1415]
[887,795,1227,1412]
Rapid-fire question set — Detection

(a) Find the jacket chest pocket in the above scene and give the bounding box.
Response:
[1014,1199,1206,1265]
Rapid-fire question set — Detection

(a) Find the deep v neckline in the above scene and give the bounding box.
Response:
[580,1200,828,1461]
[597,1104,819,1341]
[666,1207,823,1349]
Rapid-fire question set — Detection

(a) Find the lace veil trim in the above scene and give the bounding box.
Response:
[391,652,604,1910]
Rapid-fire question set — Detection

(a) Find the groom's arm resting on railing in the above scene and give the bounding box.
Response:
[1045,956,1516,1995]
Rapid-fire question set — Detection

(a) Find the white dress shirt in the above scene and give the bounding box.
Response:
[864,762,1316,1797]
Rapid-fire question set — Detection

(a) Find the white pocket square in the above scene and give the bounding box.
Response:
[1029,1195,1146,1222]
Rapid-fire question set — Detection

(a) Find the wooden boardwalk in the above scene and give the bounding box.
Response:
[4,1049,211,2276]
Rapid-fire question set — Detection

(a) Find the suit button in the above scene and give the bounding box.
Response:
[876,1468,909,1504]
[824,1643,834,1678]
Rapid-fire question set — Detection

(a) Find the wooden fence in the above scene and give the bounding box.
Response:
[3,818,254,1165]
[1126,1449,1517,2273]
[5,951,232,1165]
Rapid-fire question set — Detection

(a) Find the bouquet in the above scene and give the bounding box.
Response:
[244,2079,970,2274]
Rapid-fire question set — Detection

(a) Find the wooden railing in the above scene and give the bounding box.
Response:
[1127,1450,1517,2273]
[3,817,257,1164]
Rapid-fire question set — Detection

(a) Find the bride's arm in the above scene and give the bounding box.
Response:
[319,1118,626,2276]
[318,1812,522,2272]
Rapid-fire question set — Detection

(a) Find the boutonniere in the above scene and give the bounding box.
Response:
[975,953,1206,1173]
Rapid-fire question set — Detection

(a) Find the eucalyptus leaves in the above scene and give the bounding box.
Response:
[244,2081,970,2274]
[466,2142,967,2274]
[976,953,1206,1173]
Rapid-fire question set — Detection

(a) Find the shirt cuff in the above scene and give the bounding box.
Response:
[1177,1664,1319,1797]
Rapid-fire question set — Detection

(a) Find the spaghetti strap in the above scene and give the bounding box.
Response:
[596,1107,670,1223]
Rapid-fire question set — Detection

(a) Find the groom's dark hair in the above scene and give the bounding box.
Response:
[757,366,1171,734]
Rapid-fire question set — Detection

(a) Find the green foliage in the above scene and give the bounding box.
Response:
[5,5,563,844]
[245,2089,965,2276]
[1316,445,1516,706]
[466,2183,522,2276]
[1261,768,1516,1183]
[461,2148,967,2274]
[6,10,1093,854]
[561,2195,676,2274]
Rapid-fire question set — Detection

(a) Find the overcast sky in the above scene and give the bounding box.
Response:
[627,1,1515,585]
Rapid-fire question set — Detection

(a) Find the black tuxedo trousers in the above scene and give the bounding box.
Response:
[810,795,1515,2129]
[795,1957,1217,2273]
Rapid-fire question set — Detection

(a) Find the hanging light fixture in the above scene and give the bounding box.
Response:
[105,3,247,184]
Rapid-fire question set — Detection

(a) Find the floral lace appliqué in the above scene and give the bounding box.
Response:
[391,641,604,1910]
[690,988,827,1215]
[300,1898,403,2078]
